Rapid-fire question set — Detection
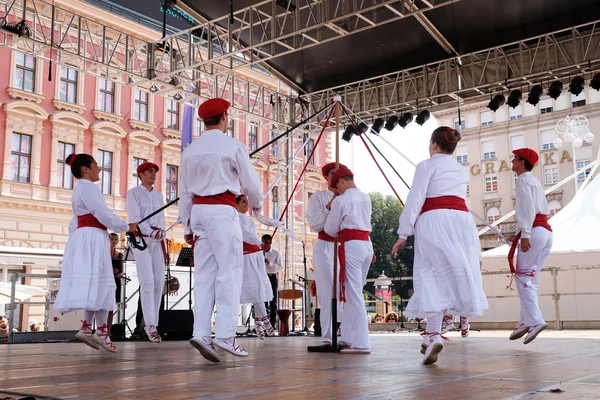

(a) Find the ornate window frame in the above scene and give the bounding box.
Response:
[1,101,48,198]
[90,121,128,202]
[159,139,181,218]
[7,48,45,104]
[93,76,123,123]
[127,131,160,190]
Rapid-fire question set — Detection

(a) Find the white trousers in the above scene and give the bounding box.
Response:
[313,239,343,343]
[132,240,165,326]
[254,302,267,319]
[191,204,243,340]
[516,227,553,327]
[340,240,373,349]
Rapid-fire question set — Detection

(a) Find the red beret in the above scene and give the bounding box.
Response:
[330,165,354,188]
[137,162,159,175]
[198,98,230,120]
[321,162,347,177]
[512,148,539,167]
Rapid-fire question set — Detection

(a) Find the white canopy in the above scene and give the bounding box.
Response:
[483,173,600,258]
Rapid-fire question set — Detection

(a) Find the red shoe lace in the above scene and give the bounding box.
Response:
[96,324,116,350]
[148,327,161,341]
[421,331,449,342]
[231,338,245,352]
[80,320,93,333]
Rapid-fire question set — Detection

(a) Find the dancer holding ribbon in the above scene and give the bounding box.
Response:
[54,153,137,353]
[507,148,552,344]
[392,126,488,365]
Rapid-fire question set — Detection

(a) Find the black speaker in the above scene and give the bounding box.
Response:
[158,309,194,341]
[110,323,126,341]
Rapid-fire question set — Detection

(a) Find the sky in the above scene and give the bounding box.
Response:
[332,117,439,201]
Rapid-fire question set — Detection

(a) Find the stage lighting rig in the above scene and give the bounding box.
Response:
[548,81,563,100]
[415,110,430,126]
[507,90,522,108]
[372,118,384,134]
[569,76,585,96]
[384,116,398,131]
[487,94,505,112]
[398,112,414,128]
[527,85,543,106]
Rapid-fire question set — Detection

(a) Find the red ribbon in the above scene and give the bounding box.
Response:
[243,242,262,255]
[420,196,468,215]
[193,192,237,208]
[317,231,335,242]
[338,229,370,302]
[77,214,107,230]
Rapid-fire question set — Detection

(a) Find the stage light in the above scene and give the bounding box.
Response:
[591,73,600,91]
[548,81,563,100]
[569,76,585,96]
[415,110,430,126]
[342,125,357,142]
[357,122,369,134]
[398,112,414,128]
[372,118,384,134]
[384,115,398,131]
[507,90,522,108]
[487,94,505,112]
[173,92,183,101]
[527,85,543,106]
[149,84,160,93]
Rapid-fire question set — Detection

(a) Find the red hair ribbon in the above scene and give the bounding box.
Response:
[444,127,457,144]
[67,153,77,167]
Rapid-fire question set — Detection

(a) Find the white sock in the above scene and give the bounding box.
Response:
[81,310,95,331]
[426,312,444,334]
[95,310,109,328]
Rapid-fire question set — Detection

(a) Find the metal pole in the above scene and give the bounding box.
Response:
[572,141,579,193]
[331,100,340,348]
[551,267,562,330]
[8,273,18,343]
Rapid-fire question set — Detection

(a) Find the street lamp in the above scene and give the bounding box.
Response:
[553,115,595,191]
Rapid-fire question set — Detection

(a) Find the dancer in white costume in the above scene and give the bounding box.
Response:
[180,98,263,363]
[324,165,374,354]
[508,148,552,344]
[54,153,137,353]
[126,161,166,344]
[306,162,345,346]
[235,194,277,339]
[392,126,488,365]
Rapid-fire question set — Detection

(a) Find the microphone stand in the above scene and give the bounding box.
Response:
[300,241,311,335]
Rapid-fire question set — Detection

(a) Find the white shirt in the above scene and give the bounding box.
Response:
[264,247,283,274]
[397,154,468,239]
[179,129,263,234]
[239,213,262,246]
[324,188,372,237]
[68,179,129,235]
[306,190,334,233]
[515,171,550,239]
[126,185,165,237]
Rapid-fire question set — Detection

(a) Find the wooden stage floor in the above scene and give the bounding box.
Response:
[2,330,600,400]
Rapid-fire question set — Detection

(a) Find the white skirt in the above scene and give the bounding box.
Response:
[54,227,116,313]
[240,251,273,304]
[406,209,489,319]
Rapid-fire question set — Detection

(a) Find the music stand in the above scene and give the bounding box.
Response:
[176,247,193,310]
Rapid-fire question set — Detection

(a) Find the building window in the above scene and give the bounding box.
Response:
[248,124,258,151]
[482,140,496,160]
[132,157,146,187]
[14,52,36,93]
[485,174,498,192]
[10,133,32,183]
[98,78,115,113]
[541,130,556,151]
[166,99,180,130]
[509,105,523,120]
[480,111,493,126]
[453,117,466,130]
[513,172,518,190]
[133,89,148,122]
[227,120,234,138]
[544,165,559,185]
[59,66,78,103]
[166,164,178,202]
[305,137,315,165]
[271,131,279,157]
[194,116,204,139]
[510,135,525,151]
[57,141,75,189]
[539,98,553,114]
[466,184,470,196]
[577,159,592,181]
[548,200,562,217]
[487,207,500,224]
[456,146,468,164]
[98,150,113,195]
[271,187,279,220]
[571,93,586,108]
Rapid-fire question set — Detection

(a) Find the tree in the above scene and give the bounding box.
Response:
[367,192,414,298]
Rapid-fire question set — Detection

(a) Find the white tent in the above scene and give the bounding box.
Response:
[478,174,600,327]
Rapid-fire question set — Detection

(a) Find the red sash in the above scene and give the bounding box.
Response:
[507,214,552,274]
[243,242,262,255]
[77,214,107,230]
[338,229,370,302]
[420,196,468,215]
[318,231,335,242]
[193,192,237,208]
